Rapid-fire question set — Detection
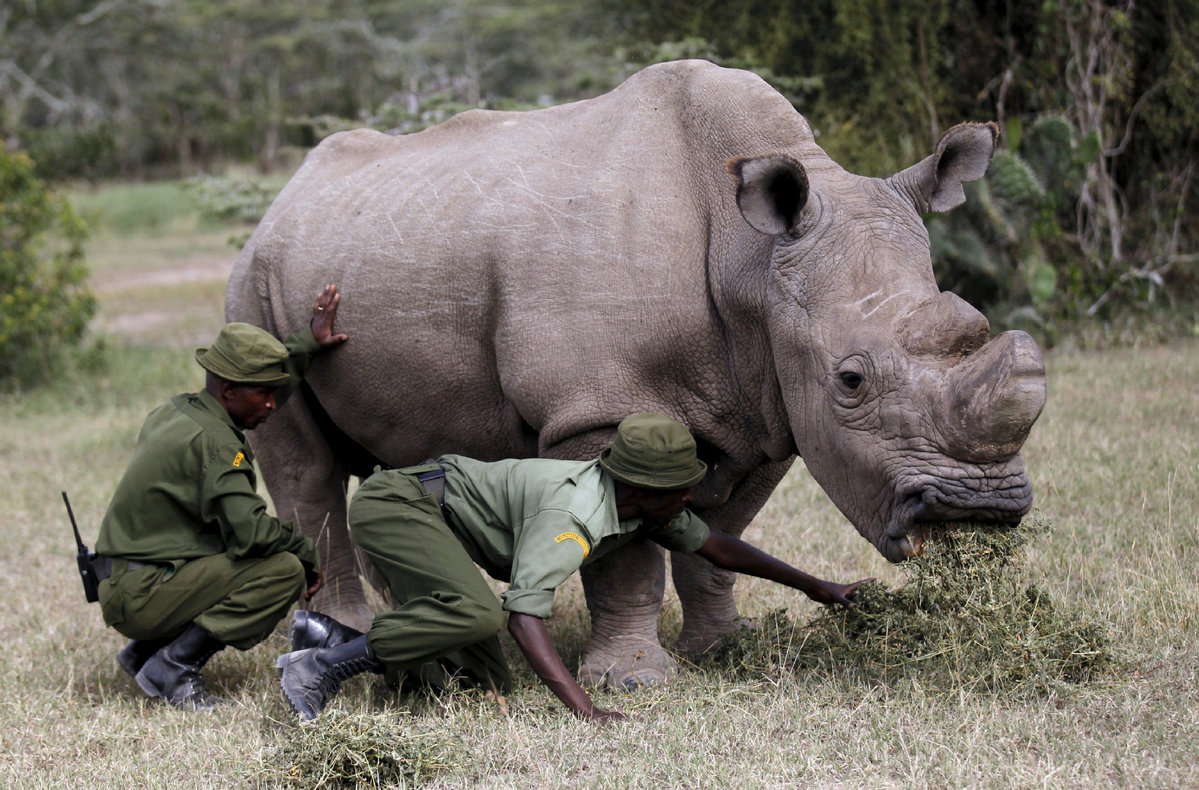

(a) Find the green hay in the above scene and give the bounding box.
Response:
[706,515,1118,694]
[262,709,457,789]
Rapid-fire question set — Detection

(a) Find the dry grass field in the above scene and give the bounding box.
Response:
[1,183,1196,788]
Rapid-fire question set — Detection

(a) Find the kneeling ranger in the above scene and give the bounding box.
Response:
[279,412,871,723]
[95,285,348,710]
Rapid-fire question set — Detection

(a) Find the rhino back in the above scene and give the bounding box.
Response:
[227,60,825,463]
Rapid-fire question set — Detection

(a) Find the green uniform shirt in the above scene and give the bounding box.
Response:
[96,327,321,571]
[438,455,711,619]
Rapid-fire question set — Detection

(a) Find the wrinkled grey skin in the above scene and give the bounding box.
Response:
[226,60,1046,690]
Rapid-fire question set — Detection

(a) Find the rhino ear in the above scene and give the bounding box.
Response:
[889,122,998,213]
[727,155,809,235]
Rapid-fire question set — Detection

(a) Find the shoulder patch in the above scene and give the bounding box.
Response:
[554,532,590,558]
[232,451,245,468]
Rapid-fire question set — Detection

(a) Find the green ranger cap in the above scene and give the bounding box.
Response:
[195,322,290,386]
[599,413,708,490]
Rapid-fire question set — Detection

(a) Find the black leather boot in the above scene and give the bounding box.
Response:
[116,637,172,678]
[134,623,227,711]
[288,610,364,651]
[277,634,383,720]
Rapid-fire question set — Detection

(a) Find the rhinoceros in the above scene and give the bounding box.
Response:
[225,59,1046,689]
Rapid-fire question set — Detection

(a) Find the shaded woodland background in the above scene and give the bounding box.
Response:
[3,0,1197,384]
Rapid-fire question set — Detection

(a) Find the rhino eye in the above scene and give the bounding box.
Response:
[832,354,871,407]
[839,371,863,390]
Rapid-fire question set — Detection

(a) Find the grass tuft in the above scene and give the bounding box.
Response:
[261,708,457,789]
[706,515,1119,694]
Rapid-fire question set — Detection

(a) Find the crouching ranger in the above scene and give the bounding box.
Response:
[95,285,348,710]
[280,413,872,723]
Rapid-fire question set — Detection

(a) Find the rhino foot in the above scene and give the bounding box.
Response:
[577,635,676,691]
[674,616,755,658]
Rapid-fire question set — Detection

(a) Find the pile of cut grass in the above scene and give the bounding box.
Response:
[261,709,457,789]
[706,515,1119,694]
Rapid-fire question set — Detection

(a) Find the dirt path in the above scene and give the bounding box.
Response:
[89,251,236,346]
[89,255,235,293]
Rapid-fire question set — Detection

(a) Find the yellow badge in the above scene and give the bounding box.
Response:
[232,451,245,468]
[554,532,590,558]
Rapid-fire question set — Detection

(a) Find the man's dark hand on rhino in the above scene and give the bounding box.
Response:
[228,59,1045,692]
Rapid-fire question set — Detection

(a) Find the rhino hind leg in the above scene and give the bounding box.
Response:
[577,539,674,690]
[250,387,374,633]
[670,553,742,655]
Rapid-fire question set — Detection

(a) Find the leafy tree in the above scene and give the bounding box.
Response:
[0,144,94,385]
[0,0,130,178]
[1091,0,1199,316]
[2,0,624,176]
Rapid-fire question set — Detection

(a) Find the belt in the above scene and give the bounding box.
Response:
[92,556,151,582]
[415,464,447,507]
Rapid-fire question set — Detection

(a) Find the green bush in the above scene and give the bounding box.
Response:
[0,145,95,386]
[186,175,280,225]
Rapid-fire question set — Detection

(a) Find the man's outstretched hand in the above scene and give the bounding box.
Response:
[695,532,874,608]
[805,577,875,608]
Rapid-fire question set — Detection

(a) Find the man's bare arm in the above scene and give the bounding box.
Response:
[507,612,627,724]
[695,532,872,606]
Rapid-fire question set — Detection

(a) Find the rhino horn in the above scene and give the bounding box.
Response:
[727,155,809,235]
[940,330,1047,463]
[888,122,999,213]
[898,291,991,358]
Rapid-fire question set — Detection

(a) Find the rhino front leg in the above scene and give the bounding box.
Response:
[577,538,672,690]
[251,391,373,633]
[543,424,678,690]
[672,459,793,655]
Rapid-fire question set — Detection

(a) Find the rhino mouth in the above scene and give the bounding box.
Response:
[881,468,1034,561]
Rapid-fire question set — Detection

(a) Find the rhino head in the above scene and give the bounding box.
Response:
[730,122,1046,561]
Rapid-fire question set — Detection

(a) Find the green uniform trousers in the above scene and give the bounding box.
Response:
[98,552,306,651]
[349,469,512,693]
